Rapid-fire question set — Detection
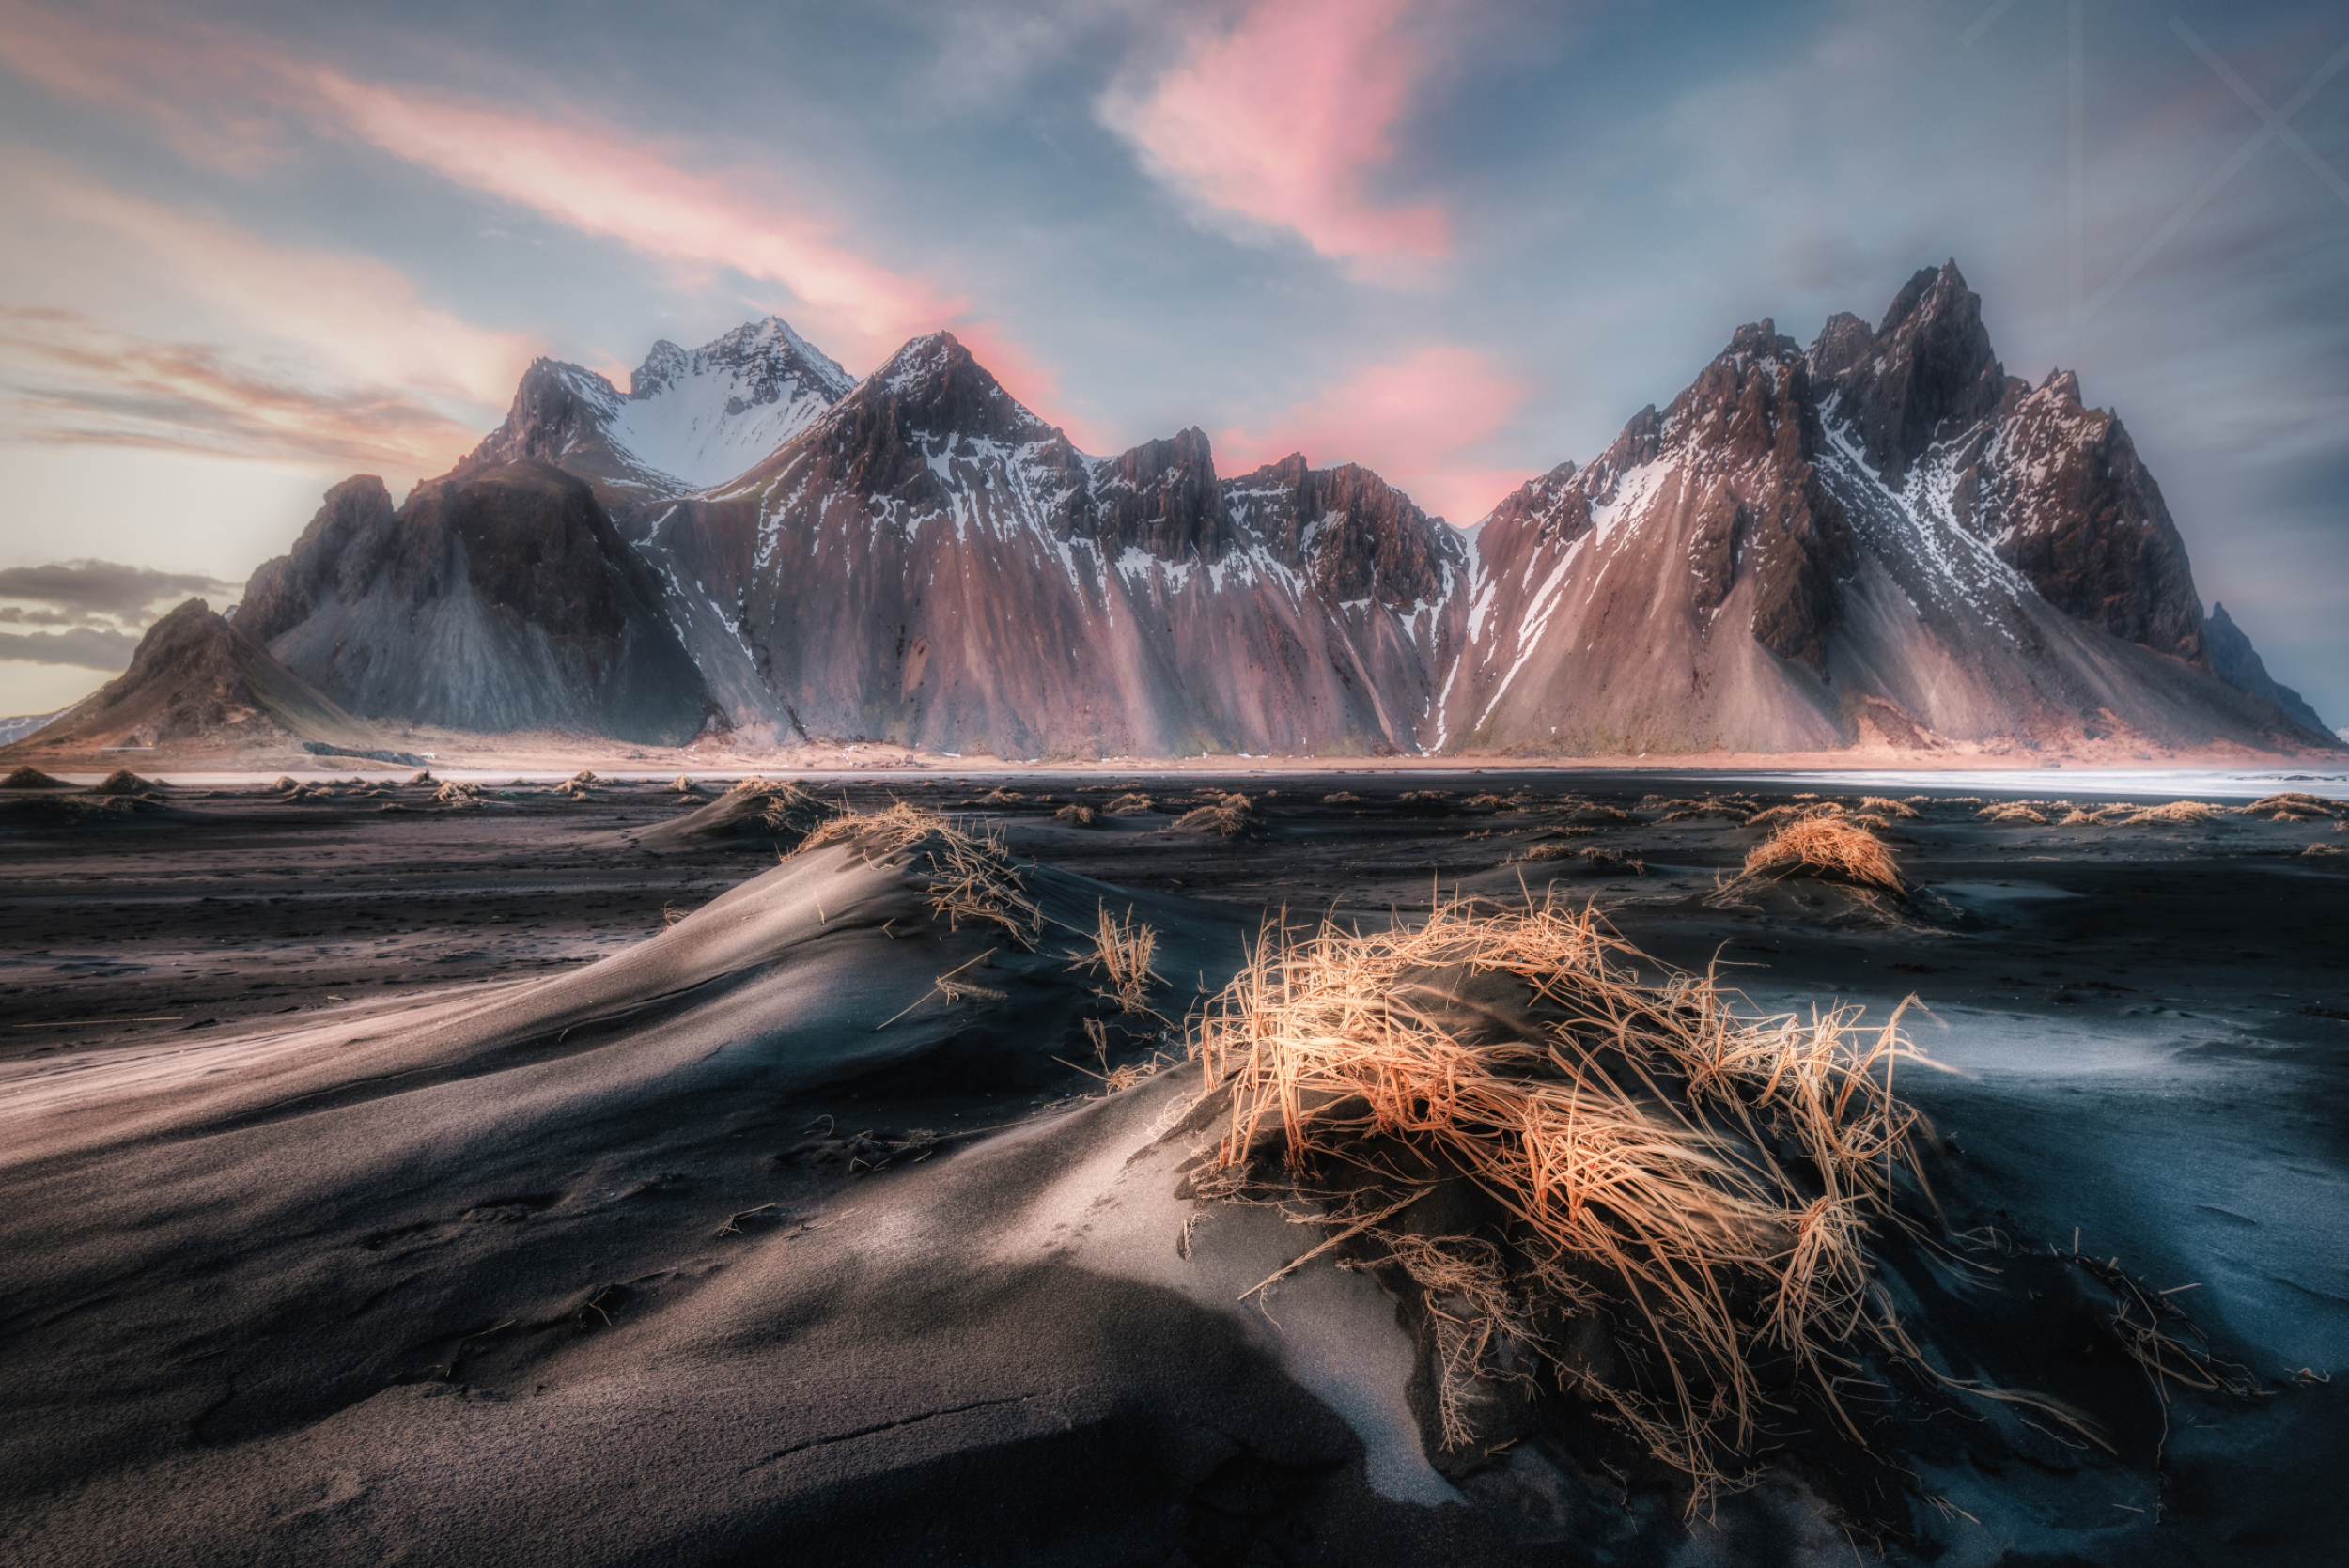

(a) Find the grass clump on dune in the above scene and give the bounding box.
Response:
[2242,793,2341,820]
[1,766,67,789]
[1859,797,1920,820]
[2120,800,2219,826]
[802,802,1042,949]
[1978,803,2048,825]
[1188,894,1951,1506]
[1727,816,1906,897]
[1174,792,1257,838]
[1068,904,1164,1016]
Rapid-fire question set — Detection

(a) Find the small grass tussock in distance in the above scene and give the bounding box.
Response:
[2241,793,2341,820]
[1174,792,1257,838]
[1977,803,2048,825]
[1859,797,1921,819]
[2120,800,2220,826]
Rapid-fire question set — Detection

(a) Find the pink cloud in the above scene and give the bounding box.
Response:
[1102,0,1454,281]
[0,306,493,474]
[304,70,969,375]
[1215,346,1530,524]
[0,2,1082,421]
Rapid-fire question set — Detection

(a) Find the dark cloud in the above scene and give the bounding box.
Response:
[0,560,237,625]
[0,627,139,670]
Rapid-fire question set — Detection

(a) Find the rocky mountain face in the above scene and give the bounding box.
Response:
[1446,262,2331,755]
[2204,601,2327,733]
[702,333,1464,755]
[239,464,709,745]
[5,598,386,756]
[180,277,2324,759]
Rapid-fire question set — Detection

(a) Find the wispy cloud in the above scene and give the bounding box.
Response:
[0,627,140,670]
[1215,346,1530,523]
[1100,0,1455,283]
[0,305,495,474]
[0,556,239,624]
[0,1,1058,392]
[304,71,968,374]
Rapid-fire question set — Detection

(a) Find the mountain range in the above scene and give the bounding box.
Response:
[10,263,2334,761]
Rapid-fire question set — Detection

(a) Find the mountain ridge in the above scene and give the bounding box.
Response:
[39,274,2328,764]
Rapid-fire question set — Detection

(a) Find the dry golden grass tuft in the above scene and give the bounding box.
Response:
[802,802,1043,949]
[2302,843,2349,860]
[432,781,486,809]
[1190,893,1952,1505]
[2119,800,2219,826]
[1731,816,1906,896]
[1977,803,2048,825]
[1053,802,1100,827]
[2,766,68,789]
[1859,797,1921,819]
[1744,801,1843,830]
[1069,904,1165,1015]
[1174,792,1257,838]
[1321,791,1363,805]
[1104,792,1157,815]
[2242,793,2341,820]
[669,773,703,795]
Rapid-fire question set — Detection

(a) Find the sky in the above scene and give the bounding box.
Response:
[1,0,2344,722]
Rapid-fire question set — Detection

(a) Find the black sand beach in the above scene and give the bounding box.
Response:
[2,771,2343,1565]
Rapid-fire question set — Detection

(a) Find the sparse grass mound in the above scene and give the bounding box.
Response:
[89,769,157,796]
[408,770,435,785]
[1657,798,1753,823]
[1173,792,1256,838]
[1053,802,1100,827]
[2302,843,2349,861]
[640,776,841,847]
[801,803,1042,948]
[1189,895,1948,1504]
[1320,790,1362,805]
[2242,793,2341,820]
[1561,803,1631,825]
[432,781,487,808]
[1518,843,1647,876]
[1859,797,1921,819]
[2121,800,2219,826]
[1104,792,1157,815]
[1,766,67,789]
[1068,904,1164,1015]
[1730,817,1905,896]
[1977,803,2048,825]
[669,773,703,795]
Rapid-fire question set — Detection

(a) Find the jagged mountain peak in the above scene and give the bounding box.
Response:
[462,318,854,497]
[1819,258,2009,481]
[826,330,1068,453]
[631,316,853,403]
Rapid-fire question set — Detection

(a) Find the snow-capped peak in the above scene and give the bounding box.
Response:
[601,317,854,489]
